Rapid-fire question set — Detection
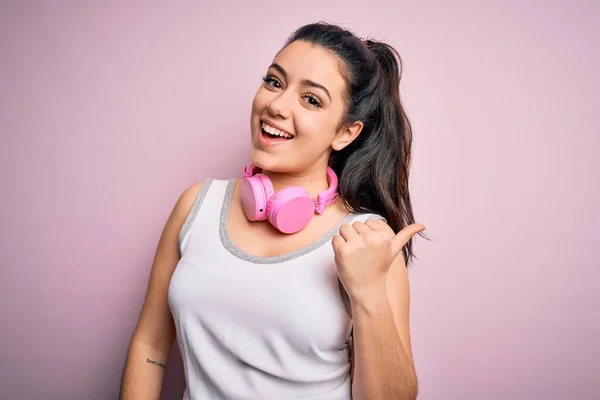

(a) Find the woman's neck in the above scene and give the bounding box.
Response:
[261,168,331,199]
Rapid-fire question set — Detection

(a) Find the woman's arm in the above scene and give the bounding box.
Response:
[350,253,418,400]
[119,182,203,400]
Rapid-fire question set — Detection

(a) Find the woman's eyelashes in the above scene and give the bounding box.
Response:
[304,94,322,108]
[261,75,323,108]
[262,75,282,89]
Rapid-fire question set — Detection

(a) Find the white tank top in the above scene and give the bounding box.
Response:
[168,178,380,399]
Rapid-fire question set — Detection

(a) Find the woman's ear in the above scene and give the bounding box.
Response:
[331,121,364,151]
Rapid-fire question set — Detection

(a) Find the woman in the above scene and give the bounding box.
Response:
[120,22,425,400]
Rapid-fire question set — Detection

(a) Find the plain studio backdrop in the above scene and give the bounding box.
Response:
[0,1,598,399]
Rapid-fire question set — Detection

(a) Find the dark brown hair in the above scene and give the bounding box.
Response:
[284,22,423,266]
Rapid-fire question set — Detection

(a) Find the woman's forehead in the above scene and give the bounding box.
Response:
[272,41,346,94]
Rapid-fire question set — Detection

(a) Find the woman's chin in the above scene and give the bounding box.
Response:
[249,152,289,173]
[249,153,274,171]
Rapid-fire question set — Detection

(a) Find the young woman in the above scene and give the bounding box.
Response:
[120,22,425,400]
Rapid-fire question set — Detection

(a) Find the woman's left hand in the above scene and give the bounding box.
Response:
[332,219,426,302]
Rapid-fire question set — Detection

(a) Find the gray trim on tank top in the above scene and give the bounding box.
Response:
[178,178,214,247]
[219,179,357,264]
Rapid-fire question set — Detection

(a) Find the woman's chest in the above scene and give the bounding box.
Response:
[168,251,352,354]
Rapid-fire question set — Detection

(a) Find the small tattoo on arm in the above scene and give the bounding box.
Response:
[146,358,166,369]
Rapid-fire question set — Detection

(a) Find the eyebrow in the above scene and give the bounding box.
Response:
[269,63,332,103]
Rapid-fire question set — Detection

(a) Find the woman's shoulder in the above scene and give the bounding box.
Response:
[177,176,235,200]
[173,177,236,216]
[171,181,206,223]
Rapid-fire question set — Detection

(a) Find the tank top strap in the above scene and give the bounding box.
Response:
[178,178,234,254]
[348,212,386,224]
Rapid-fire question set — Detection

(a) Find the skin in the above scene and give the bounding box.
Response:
[120,39,424,399]
[249,40,363,185]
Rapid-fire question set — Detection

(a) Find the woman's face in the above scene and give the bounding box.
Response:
[250,40,361,175]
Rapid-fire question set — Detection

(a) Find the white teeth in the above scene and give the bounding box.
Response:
[262,122,293,139]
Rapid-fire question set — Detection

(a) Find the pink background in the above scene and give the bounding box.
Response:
[1,1,598,399]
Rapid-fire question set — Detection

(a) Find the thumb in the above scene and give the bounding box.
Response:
[391,223,426,255]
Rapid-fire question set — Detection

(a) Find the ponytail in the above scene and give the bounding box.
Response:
[285,23,424,266]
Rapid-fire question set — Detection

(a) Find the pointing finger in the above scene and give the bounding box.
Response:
[391,223,426,255]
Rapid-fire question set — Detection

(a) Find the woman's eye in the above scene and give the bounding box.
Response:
[262,76,282,89]
[305,95,322,108]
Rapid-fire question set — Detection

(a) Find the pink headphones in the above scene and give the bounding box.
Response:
[241,164,340,234]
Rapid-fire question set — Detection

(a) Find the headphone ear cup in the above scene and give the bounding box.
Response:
[268,187,315,234]
[241,174,274,221]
